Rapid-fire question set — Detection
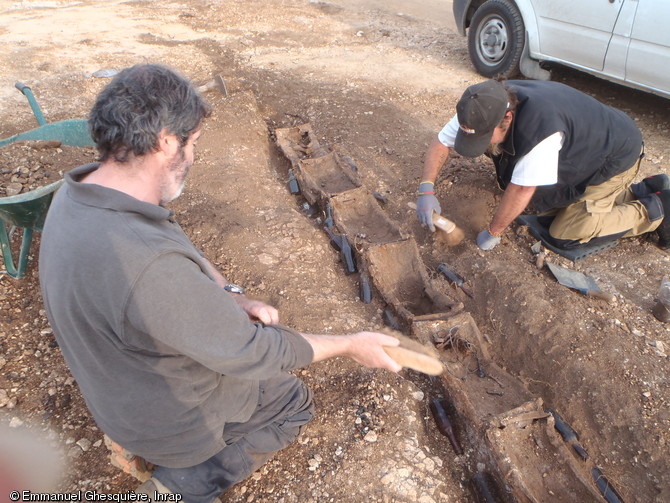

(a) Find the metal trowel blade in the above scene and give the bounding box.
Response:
[546,262,615,303]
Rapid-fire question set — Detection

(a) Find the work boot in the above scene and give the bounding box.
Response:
[631,174,670,199]
[136,477,223,503]
[135,477,173,496]
[653,190,670,249]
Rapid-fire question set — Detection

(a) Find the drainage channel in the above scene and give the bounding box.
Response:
[274,123,623,503]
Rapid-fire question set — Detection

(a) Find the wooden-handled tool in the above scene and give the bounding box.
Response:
[408,201,456,233]
[383,331,444,376]
[408,202,465,246]
[546,262,616,304]
[196,74,228,95]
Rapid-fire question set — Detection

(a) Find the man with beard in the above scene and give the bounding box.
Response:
[415,79,670,251]
[39,64,401,502]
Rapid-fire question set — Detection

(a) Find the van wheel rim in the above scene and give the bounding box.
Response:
[477,17,508,65]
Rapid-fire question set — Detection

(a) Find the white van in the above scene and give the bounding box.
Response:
[453,0,670,99]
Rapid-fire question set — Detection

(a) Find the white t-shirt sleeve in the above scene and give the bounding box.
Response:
[437,116,562,187]
[437,114,459,148]
[510,131,564,186]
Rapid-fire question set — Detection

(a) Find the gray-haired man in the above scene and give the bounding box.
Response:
[40,64,401,502]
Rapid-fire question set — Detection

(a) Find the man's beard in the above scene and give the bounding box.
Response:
[486,120,510,157]
[160,147,190,205]
[487,142,503,157]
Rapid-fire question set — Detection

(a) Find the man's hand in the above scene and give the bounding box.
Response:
[416,182,441,232]
[345,332,403,372]
[200,258,279,324]
[302,331,402,373]
[476,229,501,250]
[234,296,279,324]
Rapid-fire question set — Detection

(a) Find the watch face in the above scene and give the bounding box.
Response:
[224,283,245,294]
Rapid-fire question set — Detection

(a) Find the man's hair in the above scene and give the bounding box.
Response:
[89,64,212,163]
[494,75,519,115]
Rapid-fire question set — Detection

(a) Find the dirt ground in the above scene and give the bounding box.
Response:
[1,1,669,502]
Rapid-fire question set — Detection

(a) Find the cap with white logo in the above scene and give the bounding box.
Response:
[454,80,509,158]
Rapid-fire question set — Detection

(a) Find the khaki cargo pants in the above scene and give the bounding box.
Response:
[549,164,661,243]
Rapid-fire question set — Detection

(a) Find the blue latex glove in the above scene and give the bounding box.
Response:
[476,229,501,250]
[416,182,441,232]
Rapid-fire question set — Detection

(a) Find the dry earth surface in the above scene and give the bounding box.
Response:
[0,1,669,502]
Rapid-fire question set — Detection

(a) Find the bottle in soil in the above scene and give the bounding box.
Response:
[340,234,356,274]
[359,271,372,304]
[324,226,342,251]
[429,398,463,455]
[288,169,300,194]
[652,276,670,322]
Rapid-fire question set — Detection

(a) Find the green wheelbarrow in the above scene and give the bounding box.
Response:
[0,82,94,278]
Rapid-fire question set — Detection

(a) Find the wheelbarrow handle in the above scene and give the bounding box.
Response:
[13,82,47,126]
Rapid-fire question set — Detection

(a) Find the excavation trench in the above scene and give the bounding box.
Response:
[0,89,631,502]
[275,122,621,503]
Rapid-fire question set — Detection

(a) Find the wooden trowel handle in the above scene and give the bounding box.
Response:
[407,202,456,234]
[383,346,444,376]
[586,289,616,304]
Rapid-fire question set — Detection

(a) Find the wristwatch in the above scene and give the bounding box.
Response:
[223,283,245,294]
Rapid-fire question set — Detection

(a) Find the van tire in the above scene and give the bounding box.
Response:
[467,0,525,78]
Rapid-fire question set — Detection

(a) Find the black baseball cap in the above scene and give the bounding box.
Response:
[454,80,509,158]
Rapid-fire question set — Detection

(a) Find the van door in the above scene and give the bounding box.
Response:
[531,0,625,70]
[626,0,670,96]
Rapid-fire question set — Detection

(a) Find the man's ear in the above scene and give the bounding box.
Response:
[500,111,514,130]
[157,128,179,155]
